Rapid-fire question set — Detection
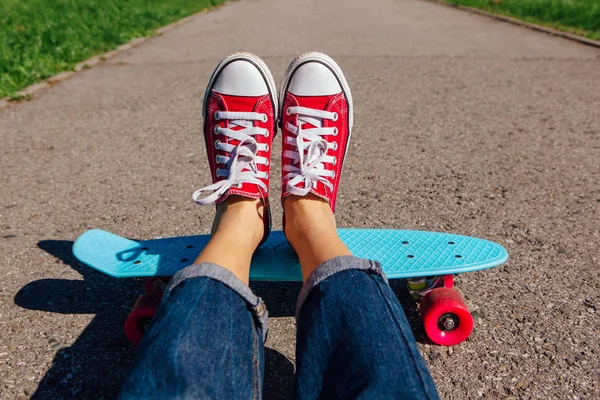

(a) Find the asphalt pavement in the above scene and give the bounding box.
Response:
[1,0,599,398]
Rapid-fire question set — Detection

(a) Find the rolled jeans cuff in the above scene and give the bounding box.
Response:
[295,255,388,320]
[163,262,269,341]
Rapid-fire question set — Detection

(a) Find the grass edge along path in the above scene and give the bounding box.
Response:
[0,0,226,99]
[443,0,600,40]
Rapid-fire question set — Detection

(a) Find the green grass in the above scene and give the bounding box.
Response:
[444,0,600,40]
[0,0,224,98]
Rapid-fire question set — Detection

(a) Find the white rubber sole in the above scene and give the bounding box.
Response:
[202,52,278,121]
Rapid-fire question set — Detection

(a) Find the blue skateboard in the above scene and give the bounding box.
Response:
[73,229,508,346]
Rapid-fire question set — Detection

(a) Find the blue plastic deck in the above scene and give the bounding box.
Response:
[73,229,508,280]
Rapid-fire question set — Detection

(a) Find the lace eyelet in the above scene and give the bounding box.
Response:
[265,144,269,151]
[214,140,220,149]
[333,127,338,136]
[332,112,339,121]
[215,155,221,164]
[214,126,220,135]
[263,130,269,137]
[286,107,292,116]
[261,114,268,123]
[214,112,221,120]
[332,142,338,151]
[332,156,337,166]
[266,160,270,167]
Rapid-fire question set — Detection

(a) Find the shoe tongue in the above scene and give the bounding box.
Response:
[217,93,263,137]
[295,95,332,110]
[294,95,334,129]
[218,93,262,113]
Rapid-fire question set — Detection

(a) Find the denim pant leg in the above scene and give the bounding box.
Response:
[119,263,268,400]
[294,256,440,400]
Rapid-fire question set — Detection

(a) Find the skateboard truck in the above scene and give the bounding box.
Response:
[407,274,454,299]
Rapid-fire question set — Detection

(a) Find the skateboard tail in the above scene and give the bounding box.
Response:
[73,229,152,278]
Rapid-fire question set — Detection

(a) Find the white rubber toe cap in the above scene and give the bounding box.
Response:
[288,62,342,96]
[213,60,268,96]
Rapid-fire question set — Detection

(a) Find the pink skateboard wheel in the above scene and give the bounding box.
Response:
[420,288,473,346]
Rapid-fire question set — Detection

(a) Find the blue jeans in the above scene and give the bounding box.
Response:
[119,256,439,399]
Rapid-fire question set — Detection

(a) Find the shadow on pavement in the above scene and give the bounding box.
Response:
[15,240,138,398]
[389,279,430,344]
[15,240,296,399]
[250,281,301,318]
[263,347,295,400]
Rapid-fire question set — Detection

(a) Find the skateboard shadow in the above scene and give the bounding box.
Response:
[14,240,295,399]
[388,280,430,343]
[250,281,301,317]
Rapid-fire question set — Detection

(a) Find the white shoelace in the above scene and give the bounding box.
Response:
[193,111,269,205]
[283,106,338,196]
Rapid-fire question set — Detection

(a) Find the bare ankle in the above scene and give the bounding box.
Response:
[213,196,265,249]
[283,194,336,236]
[194,197,265,284]
[282,195,351,281]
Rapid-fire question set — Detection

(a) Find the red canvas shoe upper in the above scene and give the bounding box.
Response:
[193,56,276,206]
[280,54,353,212]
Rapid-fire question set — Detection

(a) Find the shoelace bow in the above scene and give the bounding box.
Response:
[193,111,269,205]
[283,106,338,196]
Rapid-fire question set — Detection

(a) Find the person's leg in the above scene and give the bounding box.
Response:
[119,198,267,400]
[120,52,278,399]
[279,52,439,399]
[286,196,439,399]
[195,196,266,284]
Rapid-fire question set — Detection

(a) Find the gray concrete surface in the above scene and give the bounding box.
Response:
[1,0,599,398]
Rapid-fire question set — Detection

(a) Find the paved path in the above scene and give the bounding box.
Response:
[1,0,599,398]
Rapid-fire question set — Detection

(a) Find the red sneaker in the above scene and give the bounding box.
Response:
[280,52,353,212]
[193,53,277,239]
